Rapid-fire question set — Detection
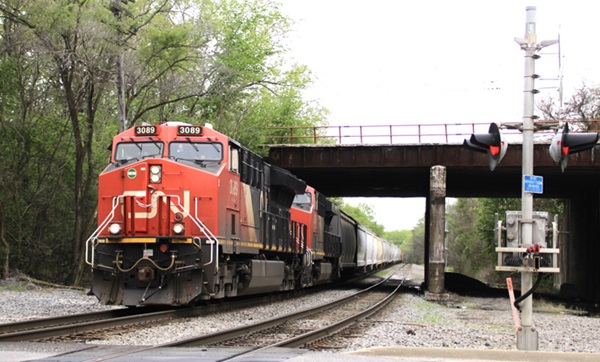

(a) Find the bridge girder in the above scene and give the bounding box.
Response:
[268,143,600,198]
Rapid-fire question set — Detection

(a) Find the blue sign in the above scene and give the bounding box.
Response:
[523,175,543,194]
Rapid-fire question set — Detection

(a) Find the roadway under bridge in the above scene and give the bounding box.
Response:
[268,142,600,302]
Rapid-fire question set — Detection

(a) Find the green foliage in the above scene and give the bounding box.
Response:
[0,281,30,292]
[336,200,385,236]
[214,65,328,154]
[331,197,414,256]
[403,218,425,264]
[382,214,425,265]
[413,299,447,325]
[0,0,327,284]
[213,0,286,78]
[0,58,18,114]
[194,0,326,152]
[383,229,413,249]
[446,198,495,280]
[113,0,327,154]
[0,11,85,279]
[446,198,565,285]
[0,113,76,281]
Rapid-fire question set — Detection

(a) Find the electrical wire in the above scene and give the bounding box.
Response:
[514,272,547,312]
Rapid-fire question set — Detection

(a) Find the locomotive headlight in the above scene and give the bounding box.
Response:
[149,165,162,183]
[172,223,185,235]
[108,223,122,235]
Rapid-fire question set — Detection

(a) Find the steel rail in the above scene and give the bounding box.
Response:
[0,307,188,342]
[162,267,406,348]
[217,264,410,361]
[0,280,341,342]
[55,266,407,362]
[0,308,150,335]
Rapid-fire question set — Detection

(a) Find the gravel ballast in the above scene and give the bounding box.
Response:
[1,265,599,356]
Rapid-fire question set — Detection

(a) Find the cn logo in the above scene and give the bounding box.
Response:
[121,190,191,219]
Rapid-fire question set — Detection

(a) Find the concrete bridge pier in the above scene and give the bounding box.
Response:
[425,165,448,299]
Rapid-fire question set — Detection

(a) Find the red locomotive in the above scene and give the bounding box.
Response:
[86,122,401,306]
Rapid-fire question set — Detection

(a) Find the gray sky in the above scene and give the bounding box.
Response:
[279,1,600,231]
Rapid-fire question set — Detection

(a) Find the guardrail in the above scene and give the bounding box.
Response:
[266,120,600,145]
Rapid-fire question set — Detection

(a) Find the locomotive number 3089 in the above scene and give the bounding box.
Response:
[177,125,203,135]
[135,126,157,135]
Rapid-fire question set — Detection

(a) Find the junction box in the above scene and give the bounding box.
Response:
[495,211,560,273]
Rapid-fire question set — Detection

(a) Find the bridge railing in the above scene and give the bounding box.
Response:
[266,120,600,145]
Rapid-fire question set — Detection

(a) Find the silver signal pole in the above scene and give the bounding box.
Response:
[514,6,557,351]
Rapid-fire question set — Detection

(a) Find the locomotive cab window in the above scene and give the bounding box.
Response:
[292,192,312,211]
[229,146,240,174]
[169,142,223,162]
[115,141,164,163]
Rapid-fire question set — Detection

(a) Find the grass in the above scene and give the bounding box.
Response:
[414,299,447,325]
[0,281,32,292]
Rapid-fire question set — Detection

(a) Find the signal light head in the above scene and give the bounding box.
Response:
[463,122,507,171]
[549,123,599,172]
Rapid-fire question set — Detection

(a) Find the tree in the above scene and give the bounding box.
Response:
[334,200,385,236]
[538,83,600,130]
[0,7,84,281]
[446,198,564,284]
[0,0,125,284]
[384,229,412,249]
[0,0,325,284]
[120,0,325,151]
[446,198,494,279]
[403,218,425,264]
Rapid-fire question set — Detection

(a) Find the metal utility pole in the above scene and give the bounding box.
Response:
[514,6,557,351]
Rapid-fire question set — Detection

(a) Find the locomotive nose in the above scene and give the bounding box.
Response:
[137,266,155,284]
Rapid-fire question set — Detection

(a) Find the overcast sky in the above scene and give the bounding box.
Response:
[279,1,600,231]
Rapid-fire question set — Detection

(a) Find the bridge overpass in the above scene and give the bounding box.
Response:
[268,142,600,198]
[266,123,600,302]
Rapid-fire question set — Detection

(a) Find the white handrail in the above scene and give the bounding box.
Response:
[84,193,219,271]
[170,195,219,268]
[85,196,122,266]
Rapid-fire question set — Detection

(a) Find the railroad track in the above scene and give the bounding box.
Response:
[167,266,409,348]
[0,264,409,361]
[66,264,410,361]
[0,277,353,343]
[0,306,203,342]
[176,263,411,361]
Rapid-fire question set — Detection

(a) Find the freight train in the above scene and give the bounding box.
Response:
[85,122,402,306]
